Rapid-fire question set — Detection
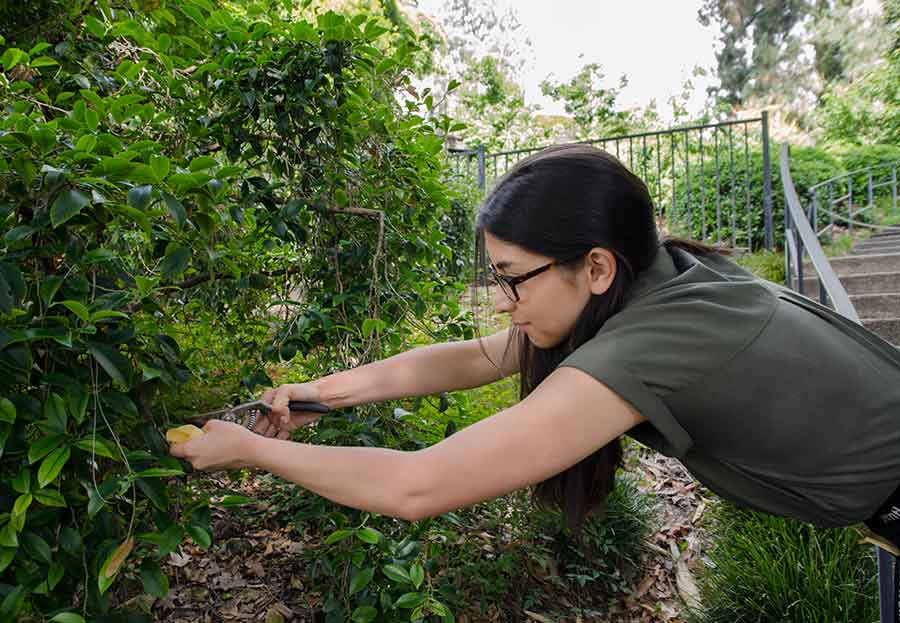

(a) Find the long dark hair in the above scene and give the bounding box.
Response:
[472,144,726,539]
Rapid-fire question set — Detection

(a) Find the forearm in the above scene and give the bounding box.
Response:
[312,341,492,409]
[248,435,417,520]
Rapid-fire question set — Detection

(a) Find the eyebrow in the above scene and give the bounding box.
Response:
[493,260,515,271]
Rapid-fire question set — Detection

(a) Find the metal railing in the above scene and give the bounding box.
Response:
[781,144,896,623]
[808,162,900,237]
[448,112,775,251]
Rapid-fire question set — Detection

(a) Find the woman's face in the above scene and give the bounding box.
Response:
[483,232,616,349]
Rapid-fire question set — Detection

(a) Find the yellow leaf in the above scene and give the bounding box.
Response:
[103,537,134,578]
[166,424,205,444]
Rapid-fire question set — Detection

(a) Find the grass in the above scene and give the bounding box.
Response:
[688,503,877,623]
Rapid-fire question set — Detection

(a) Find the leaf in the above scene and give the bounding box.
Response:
[160,244,191,279]
[50,614,86,623]
[50,189,90,227]
[349,567,374,596]
[0,398,14,424]
[101,536,134,579]
[188,156,217,171]
[30,56,59,68]
[324,529,353,545]
[74,436,119,460]
[163,193,187,228]
[0,585,25,620]
[409,562,424,589]
[186,524,211,548]
[40,276,64,306]
[0,262,25,313]
[0,48,28,70]
[0,522,17,547]
[33,489,66,507]
[11,494,32,532]
[88,342,131,387]
[127,184,153,210]
[74,134,96,153]
[22,531,51,564]
[38,445,70,488]
[394,592,425,609]
[134,467,184,478]
[0,548,15,573]
[140,559,169,598]
[43,392,67,434]
[158,524,184,557]
[382,563,411,584]
[28,434,65,464]
[4,225,35,242]
[83,15,106,38]
[59,300,90,322]
[150,155,169,181]
[357,527,382,545]
[351,606,377,623]
[217,495,252,507]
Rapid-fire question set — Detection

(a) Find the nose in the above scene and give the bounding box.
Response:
[492,286,516,314]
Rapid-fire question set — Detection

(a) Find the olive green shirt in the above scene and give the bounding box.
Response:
[559,245,900,527]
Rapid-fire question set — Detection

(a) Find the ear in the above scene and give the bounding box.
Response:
[584,247,617,296]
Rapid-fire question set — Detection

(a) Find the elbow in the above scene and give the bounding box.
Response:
[396,452,438,523]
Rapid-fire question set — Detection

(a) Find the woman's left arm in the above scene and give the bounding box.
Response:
[239,366,645,521]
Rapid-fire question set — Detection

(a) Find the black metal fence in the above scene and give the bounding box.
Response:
[807,162,900,237]
[447,112,774,251]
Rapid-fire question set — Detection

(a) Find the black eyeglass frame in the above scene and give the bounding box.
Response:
[488,261,557,302]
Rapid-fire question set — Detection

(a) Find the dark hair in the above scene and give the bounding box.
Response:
[472,143,725,539]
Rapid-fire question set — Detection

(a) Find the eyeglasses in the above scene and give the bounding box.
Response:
[488,261,556,303]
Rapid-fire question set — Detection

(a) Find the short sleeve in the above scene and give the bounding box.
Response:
[557,279,777,459]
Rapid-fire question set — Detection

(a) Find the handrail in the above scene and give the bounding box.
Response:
[809,160,900,195]
[780,144,861,323]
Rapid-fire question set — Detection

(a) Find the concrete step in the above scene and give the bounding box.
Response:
[870,227,900,240]
[797,271,900,297]
[803,252,900,276]
[849,293,900,319]
[851,240,900,255]
[862,318,900,345]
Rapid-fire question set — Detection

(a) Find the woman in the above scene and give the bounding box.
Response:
[170,144,900,549]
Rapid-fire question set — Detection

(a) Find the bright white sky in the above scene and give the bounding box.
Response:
[414,0,884,122]
[415,0,720,121]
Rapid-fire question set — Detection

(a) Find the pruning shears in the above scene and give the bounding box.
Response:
[184,399,331,431]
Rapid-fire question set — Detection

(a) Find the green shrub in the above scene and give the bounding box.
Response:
[690,503,876,623]
[736,249,786,283]
[0,2,469,619]
[670,144,845,250]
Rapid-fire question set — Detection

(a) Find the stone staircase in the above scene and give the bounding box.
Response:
[802,227,900,345]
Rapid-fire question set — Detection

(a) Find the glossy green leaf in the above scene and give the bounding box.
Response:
[0,522,18,548]
[59,300,90,322]
[11,494,32,532]
[382,563,411,584]
[33,489,66,507]
[88,342,131,387]
[38,446,70,488]
[83,15,106,38]
[186,524,211,548]
[163,193,187,227]
[150,155,169,181]
[127,184,153,210]
[0,398,14,424]
[40,275,64,306]
[0,585,25,620]
[0,548,15,573]
[22,531,52,564]
[357,527,382,544]
[50,189,90,227]
[134,467,184,478]
[74,436,119,460]
[74,134,96,153]
[188,156,217,171]
[28,434,65,464]
[349,567,374,596]
[0,48,28,70]
[324,529,353,545]
[409,562,424,589]
[394,592,425,609]
[44,392,67,434]
[50,613,86,623]
[11,468,29,493]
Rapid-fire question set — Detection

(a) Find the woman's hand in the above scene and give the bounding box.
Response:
[254,382,326,439]
[168,420,261,471]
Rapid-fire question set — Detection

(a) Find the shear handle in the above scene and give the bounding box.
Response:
[287,401,331,414]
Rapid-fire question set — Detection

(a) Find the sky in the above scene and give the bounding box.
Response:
[414,0,885,122]
[415,0,721,121]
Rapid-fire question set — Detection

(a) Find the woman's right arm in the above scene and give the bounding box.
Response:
[312,327,519,410]
[261,328,519,431]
